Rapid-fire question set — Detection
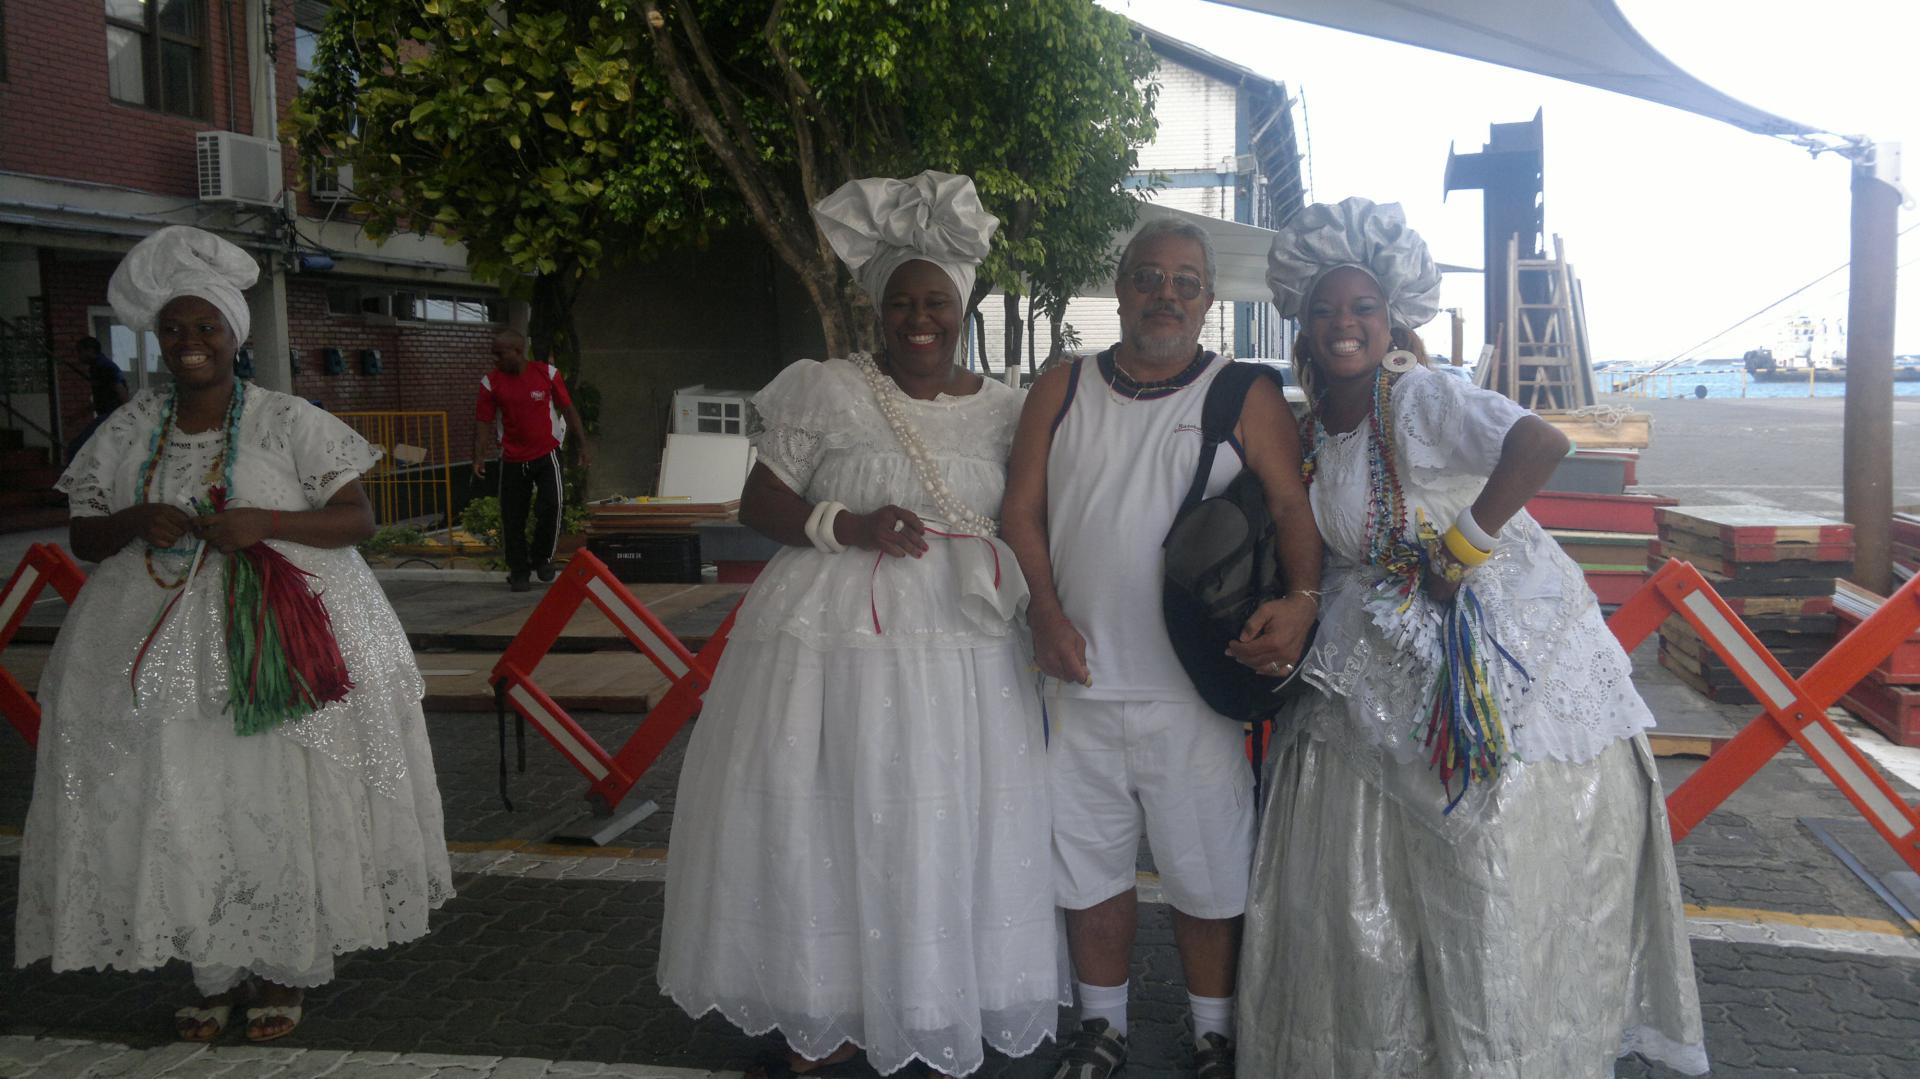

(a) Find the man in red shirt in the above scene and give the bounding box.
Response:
[473,330,590,591]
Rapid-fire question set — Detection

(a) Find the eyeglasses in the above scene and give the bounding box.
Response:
[1127,267,1207,301]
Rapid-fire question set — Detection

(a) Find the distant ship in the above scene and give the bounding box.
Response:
[1743,311,1920,378]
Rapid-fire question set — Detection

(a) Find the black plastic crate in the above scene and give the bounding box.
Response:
[587,533,702,583]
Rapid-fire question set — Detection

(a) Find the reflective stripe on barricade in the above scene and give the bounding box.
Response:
[489,550,737,813]
[1609,559,1920,873]
[0,544,88,748]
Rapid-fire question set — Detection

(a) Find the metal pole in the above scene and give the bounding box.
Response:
[1843,148,1900,594]
[1451,308,1465,366]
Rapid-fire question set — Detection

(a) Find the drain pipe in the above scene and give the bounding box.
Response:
[223,0,237,130]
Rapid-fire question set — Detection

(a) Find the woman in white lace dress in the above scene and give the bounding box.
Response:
[1234,199,1706,1076]
[13,228,452,1043]
[657,173,1058,1078]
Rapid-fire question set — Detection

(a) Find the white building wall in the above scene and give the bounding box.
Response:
[969,56,1261,373]
[1137,65,1239,175]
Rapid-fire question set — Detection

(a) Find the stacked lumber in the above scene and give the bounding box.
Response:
[1834,579,1920,747]
[1529,490,1674,606]
[1649,506,1852,705]
[586,498,739,535]
[1894,511,1919,584]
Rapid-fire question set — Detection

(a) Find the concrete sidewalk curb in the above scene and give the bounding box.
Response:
[0,1036,745,1078]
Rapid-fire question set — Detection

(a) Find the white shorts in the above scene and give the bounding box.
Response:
[1046,696,1255,919]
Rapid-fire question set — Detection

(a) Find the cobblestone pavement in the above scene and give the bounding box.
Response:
[5,680,1920,1076]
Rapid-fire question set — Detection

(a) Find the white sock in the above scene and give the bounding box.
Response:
[1076,979,1130,1037]
[1189,991,1234,1041]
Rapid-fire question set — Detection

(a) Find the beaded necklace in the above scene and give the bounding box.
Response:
[854,353,997,536]
[1104,347,1209,404]
[1299,363,1530,812]
[139,380,245,588]
[1298,366,1423,587]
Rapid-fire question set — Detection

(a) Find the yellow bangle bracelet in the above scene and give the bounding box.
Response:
[1442,525,1493,567]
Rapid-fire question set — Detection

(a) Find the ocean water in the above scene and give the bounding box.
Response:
[1595,367,1920,400]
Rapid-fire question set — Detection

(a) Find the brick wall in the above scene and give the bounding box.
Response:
[285,280,495,467]
[0,0,270,196]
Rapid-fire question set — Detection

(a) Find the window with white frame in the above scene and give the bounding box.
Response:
[104,0,207,117]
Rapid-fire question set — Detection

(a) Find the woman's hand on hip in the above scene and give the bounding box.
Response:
[843,505,929,558]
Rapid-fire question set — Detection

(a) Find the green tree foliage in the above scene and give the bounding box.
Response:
[642,0,1158,359]
[291,0,730,366]
[295,0,1157,363]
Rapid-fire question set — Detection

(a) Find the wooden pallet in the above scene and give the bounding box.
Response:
[1656,505,1854,548]
[1648,539,1849,582]
[1644,554,1836,597]
[1841,678,1920,748]
[1528,491,1675,533]
[1655,527,1854,566]
[1834,581,1920,685]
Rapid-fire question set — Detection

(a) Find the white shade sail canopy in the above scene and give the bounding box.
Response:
[1222,0,1816,138]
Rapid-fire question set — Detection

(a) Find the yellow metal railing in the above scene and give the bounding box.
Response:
[336,410,454,528]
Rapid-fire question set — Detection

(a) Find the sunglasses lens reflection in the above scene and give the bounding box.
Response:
[1129,268,1203,301]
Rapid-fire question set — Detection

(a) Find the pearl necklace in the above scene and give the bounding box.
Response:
[853,353,998,537]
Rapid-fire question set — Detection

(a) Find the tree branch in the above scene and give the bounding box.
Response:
[638,1,814,269]
[763,0,854,201]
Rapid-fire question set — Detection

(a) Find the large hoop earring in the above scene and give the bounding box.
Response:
[1382,349,1417,374]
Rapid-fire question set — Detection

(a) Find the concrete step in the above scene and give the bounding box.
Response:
[0,488,64,511]
[0,505,67,534]
[0,447,51,471]
[0,465,61,492]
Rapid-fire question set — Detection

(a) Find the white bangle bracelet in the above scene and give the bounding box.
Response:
[805,500,848,553]
[1453,506,1499,552]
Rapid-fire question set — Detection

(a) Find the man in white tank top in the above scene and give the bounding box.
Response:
[1002,221,1322,1079]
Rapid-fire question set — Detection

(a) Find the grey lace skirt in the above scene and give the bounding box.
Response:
[1235,716,1708,1077]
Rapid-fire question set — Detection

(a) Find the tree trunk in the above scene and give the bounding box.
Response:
[528,271,582,376]
[1025,303,1040,376]
[1001,292,1022,376]
[1048,306,1066,366]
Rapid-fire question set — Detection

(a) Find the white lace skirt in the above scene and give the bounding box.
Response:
[1236,719,1707,1077]
[657,631,1061,1077]
[13,547,453,981]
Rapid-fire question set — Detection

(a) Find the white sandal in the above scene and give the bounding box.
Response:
[173,1003,232,1042]
[243,1003,303,1043]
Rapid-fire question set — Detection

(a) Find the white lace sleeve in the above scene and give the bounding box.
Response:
[286,400,381,506]
[750,358,863,494]
[1396,366,1531,477]
[54,393,165,517]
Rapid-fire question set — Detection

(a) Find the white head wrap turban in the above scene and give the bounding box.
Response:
[108,226,259,342]
[811,170,999,312]
[1266,197,1442,331]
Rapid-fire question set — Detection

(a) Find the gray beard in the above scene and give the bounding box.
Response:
[1133,332,1197,364]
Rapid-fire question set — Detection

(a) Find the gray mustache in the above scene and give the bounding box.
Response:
[1144,304,1184,320]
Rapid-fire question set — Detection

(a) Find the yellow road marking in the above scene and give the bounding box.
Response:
[1683,902,1920,938]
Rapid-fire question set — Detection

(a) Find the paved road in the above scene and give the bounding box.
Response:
[1623,394,1920,516]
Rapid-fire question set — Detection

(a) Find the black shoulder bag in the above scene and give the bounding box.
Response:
[1161,362,1316,722]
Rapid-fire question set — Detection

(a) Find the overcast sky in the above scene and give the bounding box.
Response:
[1104,0,1919,365]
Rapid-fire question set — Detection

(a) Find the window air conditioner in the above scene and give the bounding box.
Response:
[311,162,355,202]
[196,131,284,206]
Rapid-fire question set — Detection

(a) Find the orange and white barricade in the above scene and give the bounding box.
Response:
[0,544,87,747]
[490,550,737,839]
[1610,559,1920,873]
